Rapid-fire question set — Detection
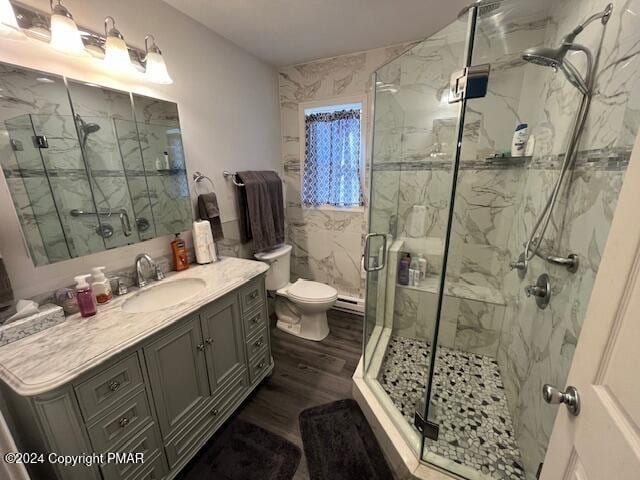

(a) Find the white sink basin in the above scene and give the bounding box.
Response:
[121,278,207,313]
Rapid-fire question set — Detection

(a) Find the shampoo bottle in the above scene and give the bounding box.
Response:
[91,266,113,304]
[418,255,428,280]
[511,123,529,157]
[75,274,97,318]
[409,255,421,287]
[171,233,189,271]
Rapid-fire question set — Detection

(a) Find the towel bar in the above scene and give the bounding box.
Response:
[223,171,245,187]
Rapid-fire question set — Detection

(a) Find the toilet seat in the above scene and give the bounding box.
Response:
[280,279,338,303]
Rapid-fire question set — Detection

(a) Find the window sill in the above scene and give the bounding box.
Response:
[302,204,365,213]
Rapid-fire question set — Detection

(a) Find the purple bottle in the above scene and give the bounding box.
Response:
[398,253,411,285]
[74,274,97,317]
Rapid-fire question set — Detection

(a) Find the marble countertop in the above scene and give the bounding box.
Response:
[0,257,269,397]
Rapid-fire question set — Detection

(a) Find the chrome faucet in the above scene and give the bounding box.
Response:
[134,254,165,288]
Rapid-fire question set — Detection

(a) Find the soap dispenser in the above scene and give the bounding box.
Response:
[75,274,97,318]
[91,266,113,304]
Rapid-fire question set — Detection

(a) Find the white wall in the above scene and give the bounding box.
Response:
[0,0,281,299]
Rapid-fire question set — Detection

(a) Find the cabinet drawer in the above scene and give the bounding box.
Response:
[239,277,265,313]
[126,452,168,480]
[242,306,267,339]
[100,421,163,480]
[75,353,144,423]
[246,329,268,361]
[87,388,152,452]
[249,348,270,383]
[164,371,247,468]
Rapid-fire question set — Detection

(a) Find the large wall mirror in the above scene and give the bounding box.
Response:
[0,62,192,266]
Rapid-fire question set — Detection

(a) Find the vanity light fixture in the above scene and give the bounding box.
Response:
[0,0,24,39]
[143,35,173,84]
[103,16,136,74]
[49,0,87,56]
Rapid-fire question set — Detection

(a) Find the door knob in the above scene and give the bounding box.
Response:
[542,384,580,416]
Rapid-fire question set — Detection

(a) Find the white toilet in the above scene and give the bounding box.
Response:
[255,244,337,341]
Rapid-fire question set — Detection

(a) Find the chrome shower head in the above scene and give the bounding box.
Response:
[83,122,101,134]
[522,46,567,69]
[521,4,612,95]
[75,114,100,135]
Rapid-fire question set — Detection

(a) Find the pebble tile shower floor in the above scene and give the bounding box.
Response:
[378,335,526,480]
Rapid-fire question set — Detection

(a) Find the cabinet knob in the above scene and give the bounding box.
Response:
[211,408,219,416]
[197,343,205,351]
[206,338,213,345]
[250,316,259,324]
[254,338,264,347]
[119,417,130,428]
[108,381,120,392]
[249,291,258,299]
[257,361,266,369]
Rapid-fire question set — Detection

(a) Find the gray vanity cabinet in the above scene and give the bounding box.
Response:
[200,293,245,392]
[143,313,211,440]
[0,274,272,480]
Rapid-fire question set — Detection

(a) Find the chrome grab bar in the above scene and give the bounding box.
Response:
[363,233,387,272]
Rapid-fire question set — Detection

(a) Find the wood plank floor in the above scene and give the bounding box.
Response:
[237,308,363,480]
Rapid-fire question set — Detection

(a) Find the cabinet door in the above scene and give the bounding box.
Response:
[143,314,210,439]
[200,293,246,393]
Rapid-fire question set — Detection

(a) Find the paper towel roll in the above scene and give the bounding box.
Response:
[193,220,218,264]
[407,205,427,238]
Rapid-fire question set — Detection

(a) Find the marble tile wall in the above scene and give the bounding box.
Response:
[279,44,412,299]
[493,0,640,478]
[392,285,505,357]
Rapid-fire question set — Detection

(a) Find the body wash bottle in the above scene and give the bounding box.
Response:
[75,274,97,317]
[91,266,113,304]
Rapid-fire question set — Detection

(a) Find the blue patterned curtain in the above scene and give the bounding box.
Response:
[303,109,361,207]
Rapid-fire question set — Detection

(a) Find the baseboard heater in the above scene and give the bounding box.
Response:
[333,295,365,315]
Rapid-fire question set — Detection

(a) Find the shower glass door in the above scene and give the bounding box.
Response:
[362,6,473,449]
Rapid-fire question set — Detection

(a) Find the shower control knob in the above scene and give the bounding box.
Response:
[525,273,551,309]
[525,285,546,297]
[542,384,580,416]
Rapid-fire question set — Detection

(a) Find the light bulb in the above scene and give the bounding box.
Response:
[103,16,136,74]
[143,35,173,84]
[145,51,173,84]
[50,1,87,56]
[0,0,25,40]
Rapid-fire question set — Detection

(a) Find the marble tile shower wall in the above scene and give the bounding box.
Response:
[495,0,640,478]
[279,44,412,299]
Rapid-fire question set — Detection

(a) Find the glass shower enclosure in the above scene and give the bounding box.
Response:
[362,0,636,479]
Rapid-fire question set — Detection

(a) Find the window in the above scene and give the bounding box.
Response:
[302,101,363,209]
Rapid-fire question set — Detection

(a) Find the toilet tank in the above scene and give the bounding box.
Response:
[254,244,292,291]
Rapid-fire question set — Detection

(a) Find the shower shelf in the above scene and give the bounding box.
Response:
[484,153,531,165]
[396,276,505,306]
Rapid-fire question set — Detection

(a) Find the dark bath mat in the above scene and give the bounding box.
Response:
[299,399,393,480]
[179,418,301,480]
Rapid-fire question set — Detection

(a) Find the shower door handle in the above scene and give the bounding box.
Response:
[363,233,387,272]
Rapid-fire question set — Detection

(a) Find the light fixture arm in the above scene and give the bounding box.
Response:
[49,0,72,19]
[144,34,161,59]
[104,15,123,40]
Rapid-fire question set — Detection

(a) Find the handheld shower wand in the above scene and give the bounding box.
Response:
[512,3,612,275]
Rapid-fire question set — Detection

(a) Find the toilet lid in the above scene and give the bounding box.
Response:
[287,280,337,302]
